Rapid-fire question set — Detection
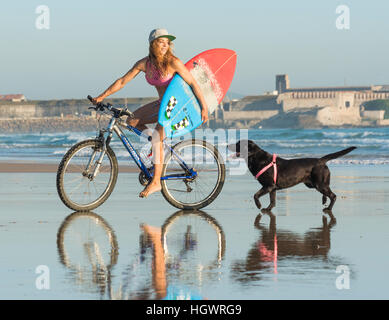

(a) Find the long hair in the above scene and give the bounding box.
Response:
[148,39,176,77]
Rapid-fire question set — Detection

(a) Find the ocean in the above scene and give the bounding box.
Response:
[1,126,389,300]
[0,127,388,165]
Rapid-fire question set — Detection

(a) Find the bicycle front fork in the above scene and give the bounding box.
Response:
[85,129,112,180]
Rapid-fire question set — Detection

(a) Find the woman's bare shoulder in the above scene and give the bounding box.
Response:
[171,56,184,69]
[133,57,149,72]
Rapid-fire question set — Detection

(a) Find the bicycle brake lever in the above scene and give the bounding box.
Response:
[122,107,134,118]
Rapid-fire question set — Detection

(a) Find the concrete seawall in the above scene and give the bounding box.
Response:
[0,95,385,133]
[0,98,151,133]
[0,116,109,133]
[0,104,92,119]
[0,98,156,119]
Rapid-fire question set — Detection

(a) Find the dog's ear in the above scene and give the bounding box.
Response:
[237,140,253,158]
[228,140,259,158]
[246,140,260,157]
[247,140,258,149]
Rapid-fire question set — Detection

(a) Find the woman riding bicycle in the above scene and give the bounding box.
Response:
[92,28,208,198]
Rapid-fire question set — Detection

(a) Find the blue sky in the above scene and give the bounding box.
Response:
[1,0,388,100]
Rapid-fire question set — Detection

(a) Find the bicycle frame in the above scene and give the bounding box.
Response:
[97,116,197,181]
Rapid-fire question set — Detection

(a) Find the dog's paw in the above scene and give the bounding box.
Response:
[329,217,337,227]
[322,208,332,214]
[261,208,273,214]
[254,201,261,210]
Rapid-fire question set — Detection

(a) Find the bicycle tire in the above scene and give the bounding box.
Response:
[161,139,225,210]
[57,211,119,269]
[56,139,118,211]
[161,210,226,264]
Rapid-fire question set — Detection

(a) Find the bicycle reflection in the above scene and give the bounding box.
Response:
[56,211,118,298]
[231,212,336,283]
[56,210,225,300]
[153,210,225,299]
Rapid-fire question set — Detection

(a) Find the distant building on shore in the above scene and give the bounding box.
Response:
[275,74,389,125]
[0,94,27,102]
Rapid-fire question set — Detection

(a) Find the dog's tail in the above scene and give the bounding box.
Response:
[320,146,357,163]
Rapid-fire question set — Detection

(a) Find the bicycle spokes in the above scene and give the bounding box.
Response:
[161,140,225,209]
[57,140,118,211]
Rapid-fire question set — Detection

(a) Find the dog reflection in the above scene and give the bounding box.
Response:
[231,212,336,282]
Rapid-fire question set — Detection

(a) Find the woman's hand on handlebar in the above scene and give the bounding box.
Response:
[91,96,104,105]
[87,95,104,105]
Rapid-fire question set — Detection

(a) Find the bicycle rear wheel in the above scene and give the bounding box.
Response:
[161,139,225,210]
[56,139,118,211]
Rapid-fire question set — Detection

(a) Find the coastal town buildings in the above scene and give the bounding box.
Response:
[275,74,389,125]
[1,74,389,132]
[216,75,389,128]
[0,94,27,102]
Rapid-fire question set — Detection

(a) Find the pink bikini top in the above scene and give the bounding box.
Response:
[145,59,173,87]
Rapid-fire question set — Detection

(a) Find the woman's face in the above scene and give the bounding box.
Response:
[153,37,170,56]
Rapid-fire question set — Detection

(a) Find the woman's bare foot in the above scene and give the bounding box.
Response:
[141,224,162,238]
[139,181,162,198]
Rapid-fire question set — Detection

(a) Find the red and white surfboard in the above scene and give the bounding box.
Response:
[185,48,237,114]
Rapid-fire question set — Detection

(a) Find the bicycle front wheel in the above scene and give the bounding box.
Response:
[161,139,225,210]
[56,139,118,211]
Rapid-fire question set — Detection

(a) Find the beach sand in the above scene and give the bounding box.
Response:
[0,164,388,299]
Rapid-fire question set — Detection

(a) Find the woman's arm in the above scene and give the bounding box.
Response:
[172,58,209,123]
[92,58,147,104]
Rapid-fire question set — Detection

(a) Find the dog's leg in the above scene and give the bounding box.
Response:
[313,165,335,211]
[325,188,336,211]
[263,189,276,212]
[254,189,264,209]
[254,186,274,210]
[320,187,336,212]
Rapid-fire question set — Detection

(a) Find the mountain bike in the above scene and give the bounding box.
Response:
[56,96,225,211]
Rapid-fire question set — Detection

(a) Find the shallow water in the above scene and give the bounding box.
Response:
[1,127,389,165]
[0,164,388,300]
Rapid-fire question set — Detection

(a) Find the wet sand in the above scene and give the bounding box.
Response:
[0,164,388,299]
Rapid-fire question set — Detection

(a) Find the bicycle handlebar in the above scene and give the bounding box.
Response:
[87,95,134,119]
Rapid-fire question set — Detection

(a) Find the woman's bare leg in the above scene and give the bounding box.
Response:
[124,99,164,197]
[140,224,166,299]
[139,124,164,198]
[126,99,160,135]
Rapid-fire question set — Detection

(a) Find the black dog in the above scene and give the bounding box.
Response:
[228,140,356,212]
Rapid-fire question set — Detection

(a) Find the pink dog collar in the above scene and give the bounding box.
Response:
[255,154,277,183]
